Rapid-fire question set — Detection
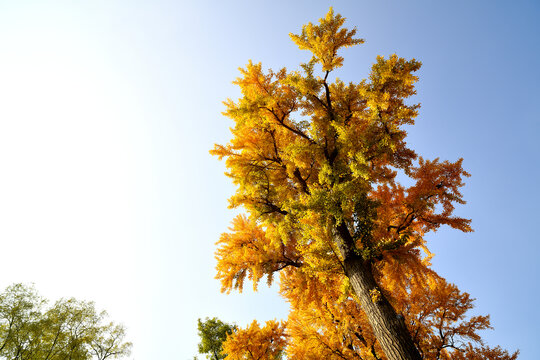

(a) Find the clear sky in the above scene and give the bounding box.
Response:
[0,0,538,359]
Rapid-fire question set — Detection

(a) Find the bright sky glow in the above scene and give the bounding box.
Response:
[0,1,538,359]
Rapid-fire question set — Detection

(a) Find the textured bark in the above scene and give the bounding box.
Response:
[333,222,422,360]
[345,257,422,360]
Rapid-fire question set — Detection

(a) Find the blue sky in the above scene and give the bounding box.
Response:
[0,0,538,359]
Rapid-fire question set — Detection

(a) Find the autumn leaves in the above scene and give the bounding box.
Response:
[211,8,516,360]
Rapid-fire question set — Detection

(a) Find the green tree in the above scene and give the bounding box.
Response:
[0,283,132,360]
[196,317,236,360]
[90,322,132,360]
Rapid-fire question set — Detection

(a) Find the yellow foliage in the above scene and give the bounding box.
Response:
[211,7,516,360]
[369,288,382,303]
[223,320,286,360]
[289,8,364,72]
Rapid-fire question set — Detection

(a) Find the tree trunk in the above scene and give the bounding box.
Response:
[333,223,422,360]
[345,256,422,360]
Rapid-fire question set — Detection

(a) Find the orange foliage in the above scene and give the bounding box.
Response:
[223,320,286,360]
[213,8,517,360]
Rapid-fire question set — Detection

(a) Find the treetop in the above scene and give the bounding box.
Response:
[289,7,364,72]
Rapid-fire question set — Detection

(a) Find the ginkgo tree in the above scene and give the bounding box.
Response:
[211,8,517,360]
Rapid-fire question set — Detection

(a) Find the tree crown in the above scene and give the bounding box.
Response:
[211,8,516,360]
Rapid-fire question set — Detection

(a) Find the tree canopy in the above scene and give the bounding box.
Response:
[0,283,131,360]
[196,317,236,360]
[211,8,517,360]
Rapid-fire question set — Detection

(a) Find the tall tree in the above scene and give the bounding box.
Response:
[211,8,516,360]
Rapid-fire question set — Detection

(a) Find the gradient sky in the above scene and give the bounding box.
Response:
[0,1,538,359]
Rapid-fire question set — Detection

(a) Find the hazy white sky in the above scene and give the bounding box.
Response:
[0,1,538,359]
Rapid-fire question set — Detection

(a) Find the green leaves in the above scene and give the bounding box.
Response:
[0,283,131,360]
[196,318,235,360]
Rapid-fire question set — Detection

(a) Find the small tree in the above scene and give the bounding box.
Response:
[196,317,236,360]
[0,283,132,360]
